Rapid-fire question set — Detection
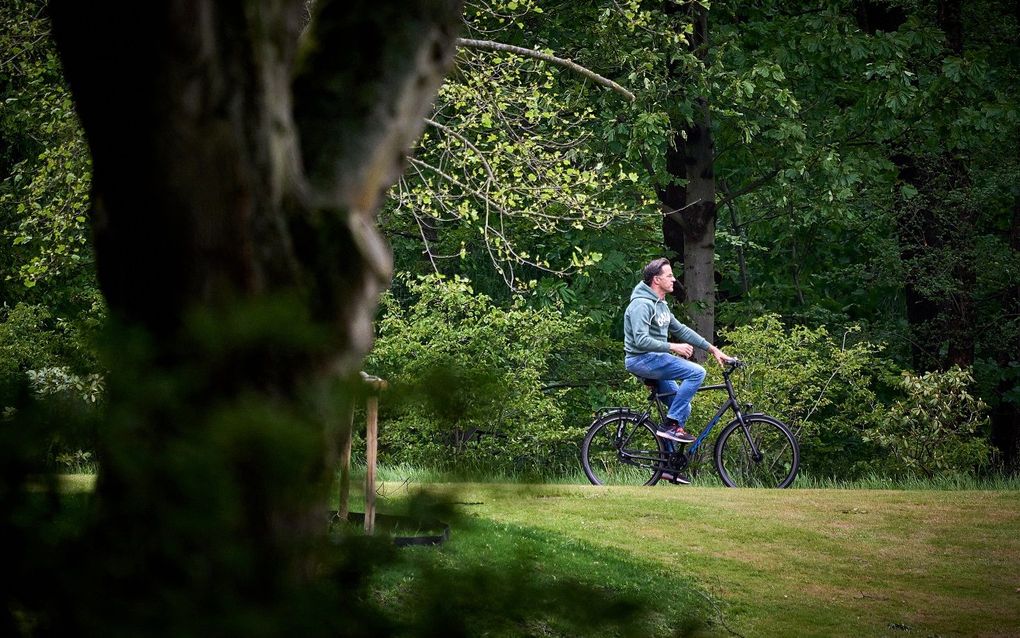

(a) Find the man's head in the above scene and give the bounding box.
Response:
[642,257,676,297]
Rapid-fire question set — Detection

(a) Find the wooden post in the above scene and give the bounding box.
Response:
[337,402,355,521]
[364,394,379,535]
[359,373,387,535]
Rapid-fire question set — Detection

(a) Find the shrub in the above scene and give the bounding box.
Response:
[874,367,992,477]
[365,275,588,475]
[1,303,102,465]
[709,315,892,477]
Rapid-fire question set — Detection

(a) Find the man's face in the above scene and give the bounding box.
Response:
[653,264,676,293]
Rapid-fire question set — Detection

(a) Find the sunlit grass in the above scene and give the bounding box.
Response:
[398,482,1020,637]
[50,467,1020,635]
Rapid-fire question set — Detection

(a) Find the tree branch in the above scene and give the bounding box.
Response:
[716,166,783,209]
[424,117,496,183]
[457,38,635,101]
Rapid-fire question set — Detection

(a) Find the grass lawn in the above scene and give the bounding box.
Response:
[56,475,1019,636]
[370,482,1020,638]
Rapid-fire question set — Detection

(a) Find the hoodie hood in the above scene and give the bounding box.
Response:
[630,281,664,304]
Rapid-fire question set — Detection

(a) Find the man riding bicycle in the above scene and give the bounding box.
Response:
[624,258,731,445]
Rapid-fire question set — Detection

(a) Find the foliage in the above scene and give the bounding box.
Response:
[703,316,996,478]
[875,367,993,477]
[0,1,104,416]
[383,0,649,292]
[26,366,103,404]
[0,303,61,392]
[3,298,664,636]
[705,315,892,477]
[366,275,587,474]
[0,302,99,396]
[1,0,95,298]
[0,302,101,468]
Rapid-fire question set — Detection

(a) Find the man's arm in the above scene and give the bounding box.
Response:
[668,317,731,365]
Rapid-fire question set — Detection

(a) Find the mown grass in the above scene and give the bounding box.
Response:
[58,471,1020,636]
[357,514,718,637]
[355,479,1020,638]
[60,465,1020,492]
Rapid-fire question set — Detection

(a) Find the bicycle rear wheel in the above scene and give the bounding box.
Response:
[714,414,799,488]
[581,411,665,486]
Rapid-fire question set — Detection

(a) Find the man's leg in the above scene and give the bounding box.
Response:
[654,379,678,414]
[663,358,706,426]
[625,353,706,427]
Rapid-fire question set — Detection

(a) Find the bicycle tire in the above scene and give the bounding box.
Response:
[581,411,665,486]
[713,414,799,488]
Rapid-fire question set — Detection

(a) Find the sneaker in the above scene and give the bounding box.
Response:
[660,471,691,485]
[655,425,696,443]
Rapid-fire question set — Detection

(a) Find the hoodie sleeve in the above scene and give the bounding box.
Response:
[669,317,711,351]
[629,301,671,353]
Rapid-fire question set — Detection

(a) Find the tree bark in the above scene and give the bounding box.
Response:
[659,4,717,352]
[893,154,944,371]
[48,0,462,628]
[991,197,1020,468]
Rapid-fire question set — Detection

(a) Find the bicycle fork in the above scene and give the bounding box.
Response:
[733,411,764,462]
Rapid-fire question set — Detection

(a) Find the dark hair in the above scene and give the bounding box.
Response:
[642,258,671,285]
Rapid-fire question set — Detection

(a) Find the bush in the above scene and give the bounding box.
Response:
[1,302,102,465]
[874,367,992,477]
[709,315,893,477]
[365,275,589,475]
[705,315,996,479]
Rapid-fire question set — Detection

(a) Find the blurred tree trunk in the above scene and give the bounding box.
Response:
[48,0,461,626]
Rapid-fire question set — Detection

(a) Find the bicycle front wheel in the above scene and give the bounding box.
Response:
[714,415,799,488]
[581,411,664,486]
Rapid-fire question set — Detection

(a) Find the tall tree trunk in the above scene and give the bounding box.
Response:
[49,0,461,630]
[991,198,1020,468]
[676,101,717,345]
[936,0,976,368]
[886,0,975,372]
[659,4,716,351]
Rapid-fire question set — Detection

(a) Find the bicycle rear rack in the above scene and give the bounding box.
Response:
[593,406,633,419]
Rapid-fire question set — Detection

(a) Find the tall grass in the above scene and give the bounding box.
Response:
[64,464,1020,492]
[793,471,1020,490]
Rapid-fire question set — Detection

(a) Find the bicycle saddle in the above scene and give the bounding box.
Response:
[633,375,658,389]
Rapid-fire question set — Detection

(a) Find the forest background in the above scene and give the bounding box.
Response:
[2,0,1018,482]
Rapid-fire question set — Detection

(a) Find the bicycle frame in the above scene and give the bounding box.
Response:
[585,359,798,487]
[640,364,759,461]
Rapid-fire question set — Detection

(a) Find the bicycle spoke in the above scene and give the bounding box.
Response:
[715,416,799,488]
[582,413,664,486]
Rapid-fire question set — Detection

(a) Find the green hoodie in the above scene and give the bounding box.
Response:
[623,282,711,355]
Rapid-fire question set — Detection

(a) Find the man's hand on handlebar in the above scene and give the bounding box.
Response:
[708,344,733,367]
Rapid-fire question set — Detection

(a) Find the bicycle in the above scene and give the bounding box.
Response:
[581,359,799,488]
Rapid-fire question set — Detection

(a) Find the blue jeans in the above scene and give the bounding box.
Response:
[624,352,706,427]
